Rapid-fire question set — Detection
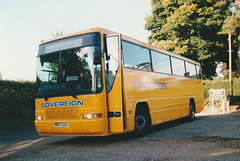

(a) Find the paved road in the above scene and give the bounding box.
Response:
[0,111,240,161]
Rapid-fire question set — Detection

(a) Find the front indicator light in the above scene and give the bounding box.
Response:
[92,113,103,118]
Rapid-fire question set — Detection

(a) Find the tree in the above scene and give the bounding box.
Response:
[235,0,240,76]
[219,10,240,78]
[145,0,234,79]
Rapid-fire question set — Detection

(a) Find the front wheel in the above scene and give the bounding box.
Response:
[133,109,151,137]
[187,101,195,122]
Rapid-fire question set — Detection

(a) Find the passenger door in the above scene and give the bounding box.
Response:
[104,34,125,133]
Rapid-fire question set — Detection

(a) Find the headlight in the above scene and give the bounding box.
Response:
[83,114,91,119]
[83,113,103,119]
[36,115,43,120]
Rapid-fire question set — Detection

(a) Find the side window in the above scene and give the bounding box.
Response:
[185,62,197,78]
[122,41,151,71]
[151,50,171,74]
[171,57,185,76]
[105,36,119,92]
[196,65,202,79]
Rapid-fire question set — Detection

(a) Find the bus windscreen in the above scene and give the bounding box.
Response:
[36,33,102,98]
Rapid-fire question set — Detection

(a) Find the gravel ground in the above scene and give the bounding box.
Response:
[0,111,240,161]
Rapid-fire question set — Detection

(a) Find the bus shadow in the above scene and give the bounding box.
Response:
[44,116,208,147]
[148,115,206,135]
[45,133,134,147]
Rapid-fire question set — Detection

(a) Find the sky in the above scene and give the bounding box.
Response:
[0,0,152,81]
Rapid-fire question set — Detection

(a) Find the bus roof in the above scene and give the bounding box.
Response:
[39,27,200,65]
[39,27,117,45]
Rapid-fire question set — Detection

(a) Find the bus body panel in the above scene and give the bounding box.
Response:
[122,68,204,127]
[35,92,109,136]
[107,71,124,132]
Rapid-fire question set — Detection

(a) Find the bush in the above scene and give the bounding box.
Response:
[203,78,240,105]
[0,80,35,128]
[203,78,240,98]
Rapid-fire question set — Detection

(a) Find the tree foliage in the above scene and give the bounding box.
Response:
[219,10,240,76]
[145,0,233,79]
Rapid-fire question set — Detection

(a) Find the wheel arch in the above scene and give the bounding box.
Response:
[133,101,152,137]
[135,101,151,124]
[135,102,150,113]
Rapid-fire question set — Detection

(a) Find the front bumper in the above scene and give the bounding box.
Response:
[35,119,109,136]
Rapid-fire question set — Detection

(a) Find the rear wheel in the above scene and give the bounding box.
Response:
[133,109,151,137]
[187,101,195,122]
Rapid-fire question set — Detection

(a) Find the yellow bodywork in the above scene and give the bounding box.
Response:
[35,93,109,136]
[122,68,204,130]
[35,28,204,136]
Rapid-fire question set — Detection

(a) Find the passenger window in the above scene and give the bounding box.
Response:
[122,41,151,71]
[151,50,171,74]
[171,57,185,76]
[185,62,197,78]
[196,65,202,79]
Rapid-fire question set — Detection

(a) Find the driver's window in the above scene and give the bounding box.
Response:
[105,36,119,92]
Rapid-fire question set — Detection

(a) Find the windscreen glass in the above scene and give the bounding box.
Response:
[36,33,102,98]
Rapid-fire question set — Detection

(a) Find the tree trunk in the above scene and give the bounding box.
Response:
[236,1,240,77]
[237,27,240,77]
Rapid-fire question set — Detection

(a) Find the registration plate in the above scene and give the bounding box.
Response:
[54,122,69,127]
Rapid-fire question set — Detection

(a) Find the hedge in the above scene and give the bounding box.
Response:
[0,80,35,128]
[203,78,240,105]
[203,78,240,98]
[0,78,239,128]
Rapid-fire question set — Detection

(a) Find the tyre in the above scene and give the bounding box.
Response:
[187,101,195,122]
[133,108,151,137]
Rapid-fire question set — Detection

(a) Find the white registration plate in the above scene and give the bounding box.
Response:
[54,122,69,127]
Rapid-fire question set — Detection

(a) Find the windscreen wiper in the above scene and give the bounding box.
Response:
[65,83,78,99]
[44,81,53,101]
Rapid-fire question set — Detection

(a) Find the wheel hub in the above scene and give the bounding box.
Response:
[135,115,147,130]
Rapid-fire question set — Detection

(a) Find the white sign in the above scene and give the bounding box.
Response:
[209,89,225,100]
[209,89,227,114]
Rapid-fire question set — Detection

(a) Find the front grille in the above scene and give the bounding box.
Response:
[45,107,79,120]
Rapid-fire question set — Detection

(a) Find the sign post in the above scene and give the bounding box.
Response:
[209,89,226,113]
